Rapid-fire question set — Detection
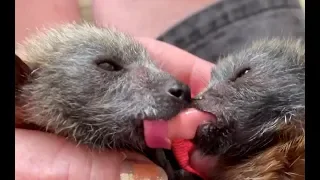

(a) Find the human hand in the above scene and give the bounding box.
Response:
[15,38,214,180]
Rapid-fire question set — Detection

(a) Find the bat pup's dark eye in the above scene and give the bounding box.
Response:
[96,60,123,71]
[231,67,250,81]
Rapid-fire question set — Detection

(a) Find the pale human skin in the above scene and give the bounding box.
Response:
[15,0,214,179]
[92,0,218,38]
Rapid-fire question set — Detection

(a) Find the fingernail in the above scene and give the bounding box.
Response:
[120,161,168,180]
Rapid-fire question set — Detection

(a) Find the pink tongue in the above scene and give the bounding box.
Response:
[143,120,170,149]
[143,108,214,149]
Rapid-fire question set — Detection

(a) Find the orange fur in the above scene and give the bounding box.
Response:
[217,122,305,180]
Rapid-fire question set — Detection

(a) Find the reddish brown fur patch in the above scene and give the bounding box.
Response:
[216,122,305,180]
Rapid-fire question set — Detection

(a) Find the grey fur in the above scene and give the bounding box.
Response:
[17,23,191,154]
[16,23,305,179]
[192,38,305,160]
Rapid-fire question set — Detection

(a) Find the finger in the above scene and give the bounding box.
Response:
[15,129,167,180]
[15,0,81,44]
[137,38,214,96]
[15,129,123,180]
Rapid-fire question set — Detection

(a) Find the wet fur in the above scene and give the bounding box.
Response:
[192,38,305,179]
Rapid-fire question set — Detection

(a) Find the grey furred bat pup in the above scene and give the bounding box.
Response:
[191,38,305,180]
[15,22,192,179]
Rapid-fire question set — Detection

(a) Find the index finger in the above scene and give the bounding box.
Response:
[138,38,214,96]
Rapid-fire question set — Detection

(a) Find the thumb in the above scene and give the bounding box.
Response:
[15,129,167,180]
